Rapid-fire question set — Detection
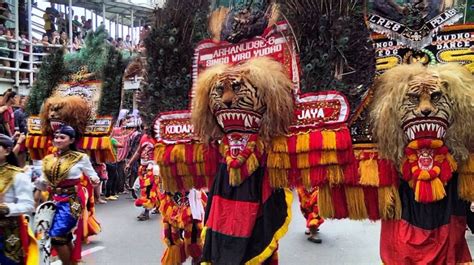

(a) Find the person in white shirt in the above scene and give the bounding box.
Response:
[0,133,35,264]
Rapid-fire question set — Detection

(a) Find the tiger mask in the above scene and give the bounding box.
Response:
[371,63,474,164]
[192,57,294,143]
[40,95,92,136]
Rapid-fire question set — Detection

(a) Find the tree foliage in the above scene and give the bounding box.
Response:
[26,49,65,115]
[139,0,210,131]
[26,26,126,117]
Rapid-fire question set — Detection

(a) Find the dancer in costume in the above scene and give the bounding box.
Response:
[159,189,206,265]
[297,187,324,244]
[372,63,474,264]
[126,132,158,221]
[38,125,100,265]
[192,57,293,264]
[0,134,37,265]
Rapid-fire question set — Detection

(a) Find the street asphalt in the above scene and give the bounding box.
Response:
[79,192,474,265]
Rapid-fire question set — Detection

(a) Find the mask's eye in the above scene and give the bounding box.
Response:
[407,93,419,103]
[215,85,224,94]
[431,91,442,102]
[232,82,241,93]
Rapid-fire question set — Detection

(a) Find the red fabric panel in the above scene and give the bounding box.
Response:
[331,186,348,219]
[363,187,379,221]
[380,216,472,265]
[206,195,260,238]
[18,216,29,264]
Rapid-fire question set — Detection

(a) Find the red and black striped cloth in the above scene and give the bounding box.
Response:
[381,174,472,264]
[201,164,291,265]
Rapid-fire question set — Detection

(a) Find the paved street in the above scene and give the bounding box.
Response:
[76,192,474,265]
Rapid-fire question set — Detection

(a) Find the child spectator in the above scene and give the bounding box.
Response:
[50,31,60,45]
[18,33,28,80]
[59,31,68,47]
[72,15,81,37]
[56,12,67,33]
[72,35,83,51]
[43,7,56,38]
[0,26,9,78]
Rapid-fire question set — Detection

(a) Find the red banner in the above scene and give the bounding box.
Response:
[191,22,300,103]
[153,110,194,144]
[291,91,350,131]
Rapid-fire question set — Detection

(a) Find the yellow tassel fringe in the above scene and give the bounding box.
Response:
[296,133,310,153]
[345,187,368,220]
[318,184,335,219]
[378,186,401,220]
[327,166,344,185]
[321,131,337,150]
[358,158,379,186]
[458,173,474,201]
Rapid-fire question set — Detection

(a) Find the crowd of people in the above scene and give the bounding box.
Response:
[0,1,149,82]
[43,3,91,41]
[0,88,161,264]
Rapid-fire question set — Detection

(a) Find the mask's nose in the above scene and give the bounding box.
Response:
[421,109,432,117]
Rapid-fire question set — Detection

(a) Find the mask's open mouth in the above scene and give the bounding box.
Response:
[215,109,262,134]
[50,119,64,132]
[402,117,448,141]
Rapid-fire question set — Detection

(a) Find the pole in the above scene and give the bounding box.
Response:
[116,14,119,39]
[68,0,73,52]
[130,9,134,46]
[95,12,98,30]
[27,0,33,85]
[138,18,141,43]
[121,16,124,39]
[102,1,106,27]
[14,0,19,87]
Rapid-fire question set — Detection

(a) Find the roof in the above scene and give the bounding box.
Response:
[48,0,163,26]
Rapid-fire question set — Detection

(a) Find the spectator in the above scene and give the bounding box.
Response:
[59,31,68,46]
[72,15,81,37]
[136,40,146,56]
[72,34,83,51]
[80,15,86,34]
[56,12,67,33]
[83,18,92,32]
[32,37,41,65]
[139,25,150,41]
[14,96,27,134]
[5,29,14,59]
[0,26,9,78]
[35,34,51,61]
[0,0,10,28]
[18,32,28,80]
[0,90,16,136]
[116,37,124,49]
[124,35,132,50]
[43,7,56,38]
[13,96,27,166]
[19,0,27,35]
[50,31,60,45]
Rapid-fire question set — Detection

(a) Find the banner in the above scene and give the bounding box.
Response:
[192,22,299,103]
[367,0,472,49]
[291,91,349,131]
[27,116,113,136]
[52,80,102,114]
[153,110,194,144]
[373,24,474,73]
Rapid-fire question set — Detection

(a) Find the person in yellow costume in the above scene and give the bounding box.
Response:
[37,125,100,265]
